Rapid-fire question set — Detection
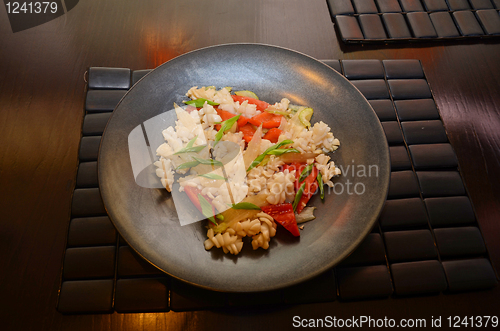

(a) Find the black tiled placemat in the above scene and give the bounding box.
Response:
[57,60,498,314]
[327,0,500,43]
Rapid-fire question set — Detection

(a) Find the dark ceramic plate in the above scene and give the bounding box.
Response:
[98,44,390,292]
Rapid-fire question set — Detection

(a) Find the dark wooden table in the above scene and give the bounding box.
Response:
[1,1,499,330]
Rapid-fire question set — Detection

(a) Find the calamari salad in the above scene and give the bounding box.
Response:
[154,87,341,255]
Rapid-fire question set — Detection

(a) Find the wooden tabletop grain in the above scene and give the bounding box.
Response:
[1,1,499,330]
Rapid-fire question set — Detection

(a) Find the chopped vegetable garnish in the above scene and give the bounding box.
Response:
[247,139,294,171]
[298,107,314,128]
[230,202,261,210]
[192,156,223,167]
[199,173,227,180]
[298,164,314,182]
[176,160,201,170]
[293,182,306,212]
[214,114,241,146]
[174,144,206,155]
[198,194,217,225]
[317,173,325,200]
[174,135,207,154]
[184,98,219,107]
[266,148,300,156]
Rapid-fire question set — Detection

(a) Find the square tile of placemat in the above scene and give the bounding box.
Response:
[382,13,413,38]
[407,12,438,38]
[283,268,337,304]
[379,197,429,229]
[339,233,387,266]
[342,60,385,79]
[390,145,412,170]
[67,216,117,247]
[388,170,421,199]
[394,99,440,121]
[384,229,438,262]
[71,188,106,217]
[170,278,227,311]
[430,12,461,37]
[424,196,476,227]
[388,79,432,99]
[453,10,485,36]
[369,99,397,121]
[470,0,495,9]
[400,0,425,12]
[78,136,101,162]
[350,79,390,99]
[353,0,379,14]
[476,9,500,34]
[117,246,164,277]
[408,143,459,169]
[416,171,466,197]
[382,121,405,145]
[58,279,114,313]
[82,113,112,136]
[422,0,449,12]
[85,90,127,113]
[63,246,116,280]
[401,120,448,144]
[443,258,497,292]
[336,15,365,40]
[115,277,170,312]
[327,0,355,16]
[376,0,402,13]
[336,265,393,300]
[132,69,152,85]
[391,260,447,295]
[88,67,131,90]
[383,59,424,79]
[434,227,487,258]
[322,59,342,73]
[447,0,471,10]
[359,15,389,39]
[76,161,98,188]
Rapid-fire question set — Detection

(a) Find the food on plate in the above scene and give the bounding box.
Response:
[154,86,341,255]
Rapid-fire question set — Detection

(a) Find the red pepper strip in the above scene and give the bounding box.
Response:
[231,95,270,111]
[283,163,319,214]
[238,123,257,143]
[184,186,215,217]
[261,203,300,237]
[214,108,249,130]
[247,111,283,129]
[262,128,282,143]
[215,108,237,131]
[237,115,249,127]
